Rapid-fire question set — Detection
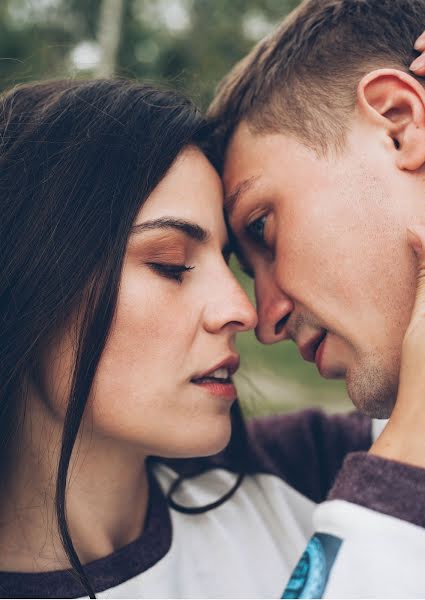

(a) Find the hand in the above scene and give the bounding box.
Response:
[371,225,425,467]
[394,226,425,407]
[410,31,425,75]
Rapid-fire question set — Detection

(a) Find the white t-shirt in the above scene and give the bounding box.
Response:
[1,409,424,599]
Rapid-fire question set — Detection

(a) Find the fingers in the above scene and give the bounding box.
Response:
[388,226,425,419]
[406,225,425,326]
[414,31,425,52]
[406,224,425,257]
[410,31,425,75]
[378,225,425,456]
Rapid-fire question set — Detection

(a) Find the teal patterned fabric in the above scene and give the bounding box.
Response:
[282,533,342,599]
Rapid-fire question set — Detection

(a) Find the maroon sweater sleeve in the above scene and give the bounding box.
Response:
[247,409,425,529]
[237,409,425,528]
[329,452,425,528]
[242,409,371,503]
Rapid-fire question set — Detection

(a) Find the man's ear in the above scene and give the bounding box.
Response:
[357,68,425,171]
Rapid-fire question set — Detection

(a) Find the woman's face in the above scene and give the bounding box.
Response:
[44,147,257,458]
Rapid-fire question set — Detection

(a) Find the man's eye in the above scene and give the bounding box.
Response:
[147,263,194,284]
[246,215,267,245]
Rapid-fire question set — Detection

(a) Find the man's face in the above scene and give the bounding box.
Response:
[223,120,422,418]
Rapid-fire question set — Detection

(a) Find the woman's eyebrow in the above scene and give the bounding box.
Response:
[131,217,210,242]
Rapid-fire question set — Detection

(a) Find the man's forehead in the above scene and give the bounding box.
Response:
[222,121,292,217]
[223,176,259,218]
[222,121,258,189]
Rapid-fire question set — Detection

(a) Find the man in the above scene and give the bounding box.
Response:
[209,1,425,596]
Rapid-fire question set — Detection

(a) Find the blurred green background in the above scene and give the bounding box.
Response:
[0,0,351,416]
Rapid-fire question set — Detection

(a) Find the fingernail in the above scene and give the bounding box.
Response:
[407,226,424,257]
[410,55,425,71]
[414,32,425,50]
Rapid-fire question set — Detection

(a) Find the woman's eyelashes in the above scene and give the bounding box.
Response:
[137,234,195,284]
[147,262,194,284]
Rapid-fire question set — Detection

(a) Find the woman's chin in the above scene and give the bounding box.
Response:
[160,416,233,459]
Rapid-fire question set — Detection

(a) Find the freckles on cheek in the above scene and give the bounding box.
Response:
[103,269,191,373]
[113,283,167,357]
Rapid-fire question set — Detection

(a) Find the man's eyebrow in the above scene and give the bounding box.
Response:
[131,217,209,242]
[224,176,259,217]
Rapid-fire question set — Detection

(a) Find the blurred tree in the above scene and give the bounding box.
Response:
[0,0,75,87]
[116,0,301,107]
[0,0,301,107]
[96,0,124,77]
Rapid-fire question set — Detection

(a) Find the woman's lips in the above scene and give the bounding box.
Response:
[191,355,240,380]
[191,380,237,401]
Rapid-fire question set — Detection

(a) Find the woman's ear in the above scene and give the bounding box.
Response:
[357,68,425,171]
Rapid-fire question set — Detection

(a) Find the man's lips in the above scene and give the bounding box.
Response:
[298,331,327,363]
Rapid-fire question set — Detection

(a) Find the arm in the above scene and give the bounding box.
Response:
[244,409,371,502]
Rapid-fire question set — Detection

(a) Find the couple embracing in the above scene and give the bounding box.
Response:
[2,0,425,598]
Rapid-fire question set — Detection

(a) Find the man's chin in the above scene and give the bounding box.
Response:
[350,396,394,419]
[345,368,398,419]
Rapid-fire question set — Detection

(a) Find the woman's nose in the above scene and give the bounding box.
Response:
[203,275,258,334]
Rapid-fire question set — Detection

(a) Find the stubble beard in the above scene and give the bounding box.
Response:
[345,352,399,419]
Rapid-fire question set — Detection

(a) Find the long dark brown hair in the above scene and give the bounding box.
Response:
[0,79,250,598]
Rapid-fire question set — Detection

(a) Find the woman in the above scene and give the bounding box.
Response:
[0,78,423,600]
[0,78,261,596]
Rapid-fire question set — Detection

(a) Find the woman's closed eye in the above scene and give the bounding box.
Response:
[147,262,194,284]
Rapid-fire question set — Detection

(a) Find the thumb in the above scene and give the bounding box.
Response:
[393,225,425,406]
[406,224,425,328]
[410,30,425,74]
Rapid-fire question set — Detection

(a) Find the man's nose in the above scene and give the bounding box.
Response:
[255,276,294,344]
